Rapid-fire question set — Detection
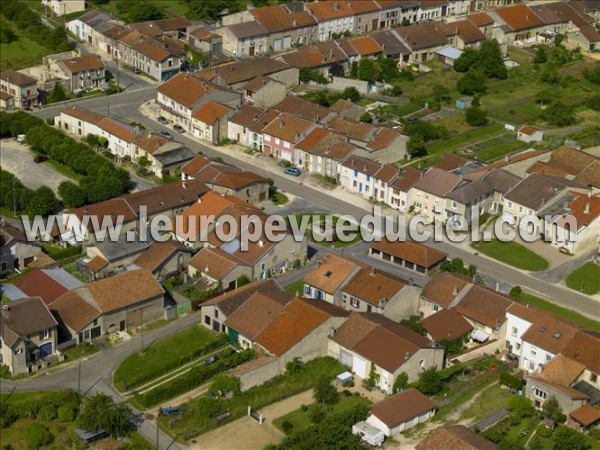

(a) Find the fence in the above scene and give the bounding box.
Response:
[308,77,391,95]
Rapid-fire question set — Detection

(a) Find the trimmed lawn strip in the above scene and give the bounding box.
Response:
[284,279,305,295]
[513,292,600,333]
[163,357,347,441]
[565,262,600,296]
[273,394,372,434]
[113,325,223,392]
[471,240,549,271]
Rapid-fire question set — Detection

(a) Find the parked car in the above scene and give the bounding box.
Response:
[157,116,169,125]
[133,67,141,74]
[284,166,301,176]
[159,406,181,416]
[173,124,185,133]
[33,155,48,163]
[160,130,173,140]
[205,354,221,365]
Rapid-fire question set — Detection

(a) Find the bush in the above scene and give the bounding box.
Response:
[499,372,523,390]
[309,404,326,424]
[457,71,487,95]
[509,286,522,297]
[300,404,308,412]
[37,405,57,422]
[281,420,294,433]
[42,244,82,261]
[57,405,77,422]
[537,424,553,438]
[0,405,17,428]
[25,422,53,450]
[465,106,488,126]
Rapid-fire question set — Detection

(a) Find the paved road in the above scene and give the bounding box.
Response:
[1,312,203,449]
[29,99,600,318]
[0,139,69,192]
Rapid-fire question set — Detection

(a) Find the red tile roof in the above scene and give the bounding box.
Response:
[348,36,382,56]
[421,309,473,341]
[192,101,230,124]
[342,267,406,307]
[13,270,71,305]
[157,72,215,109]
[495,4,544,31]
[58,54,104,74]
[569,405,600,427]
[371,388,436,428]
[468,12,494,27]
[371,239,447,269]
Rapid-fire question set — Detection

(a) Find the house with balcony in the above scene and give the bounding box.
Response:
[261,112,315,162]
[0,297,59,375]
[0,71,39,110]
[42,0,85,16]
[56,54,105,92]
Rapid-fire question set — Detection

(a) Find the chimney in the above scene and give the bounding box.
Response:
[584,201,590,215]
[404,352,411,361]
[259,240,264,247]
[453,285,458,296]
[328,327,336,337]
[182,181,187,189]
[495,281,500,292]
[370,267,376,276]
[316,259,321,267]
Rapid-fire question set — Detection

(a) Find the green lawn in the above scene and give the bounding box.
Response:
[287,213,362,248]
[273,394,372,435]
[512,291,600,333]
[0,19,51,70]
[271,191,289,206]
[466,134,529,162]
[427,124,504,156]
[565,262,600,296]
[379,102,422,118]
[162,357,347,441]
[113,325,223,392]
[63,342,99,361]
[460,384,511,423]
[471,240,549,271]
[284,279,305,295]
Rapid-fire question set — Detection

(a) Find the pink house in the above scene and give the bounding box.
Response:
[261,112,315,162]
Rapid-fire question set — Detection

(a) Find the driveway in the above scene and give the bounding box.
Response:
[0,139,69,193]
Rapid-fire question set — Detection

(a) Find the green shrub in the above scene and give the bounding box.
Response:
[25,422,53,450]
[37,405,57,422]
[309,404,326,423]
[281,420,294,433]
[537,424,553,438]
[57,405,77,422]
[0,405,17,428]
[300,404,308,412]
[499,372,523,390]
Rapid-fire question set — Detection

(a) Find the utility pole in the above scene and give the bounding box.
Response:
[77,360,82,395]
[116,53,120,93]
[12,176,16,216]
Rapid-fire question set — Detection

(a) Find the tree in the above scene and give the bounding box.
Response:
[78,393,132,438]
[349,61,358,79]
[584,66,600,84]
[542,101,576,126]
[58,181,86,208]
[432,84,450,103]
[27,186,57,216]
[390,85,403,96]
[507,396,535,423]
[543,397,566,423]
[285,357,303,376]
[533,46,548,64]
[0,26,16,44]
[465,106,488,126]
[454,47,479,72]
[478,39,507,79]
[367,363,380,389]
[407,134,427,158]
[392,372,409,393]
[329,62,345,78]
[314,377,339,406]
[357,58,381,83]
[209,374,239,396]
[340,87,360,103]
[378,56,400,81]
[400,315,426,335]
[47,82,67,103]
[137,155,151,175]
[457,71,486,95]
[552,426,590,450]
[359,112,372,123]
[299,67,316,83]
[417,367,443,395]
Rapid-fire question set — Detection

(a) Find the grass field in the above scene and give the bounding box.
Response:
[565,262,600,296]
[467,134,529,162]
[472,240,549,271]
[427,124,505,156]
[273,394,372,434]
[512,291,600,333]
[460,384,510,423]
[0,19,52,70]
[113,325,221,392]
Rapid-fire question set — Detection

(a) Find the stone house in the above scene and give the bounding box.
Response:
[249,4,317,51]
[0,223,41,275]
[303,253,363,305]
[188,247,253,291]
[408,168,464,221]
[0,71,39,110]
[328,313,444,394]
[294,127,356,179]
[66,11,125,55]
[131,132,195,179]
[42,0,85,16]
[191,101,231,145]
[0,297,59,375]
[261,112,315,162]
[133,240,192,280]
[243,76,286,109]
[217,21,269,57]
[56,54,105,92]
[367,389,436,436]
[50,269,165,343]
[227,104,267,148]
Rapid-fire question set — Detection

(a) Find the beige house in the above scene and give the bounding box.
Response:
[303,253,363,305]
[51,269,165,343]
[408,168,464,221]
[0,71,39,110]
[188,247,252,291]
[0,297,59,375]
[191,101,231,145]
[42,0,85,16]
[132,132,195,179]
[367,389,436,437]
[0,223,42,275]
[328,313,444,394]
[57,54,105,92]
[243,76,286,109]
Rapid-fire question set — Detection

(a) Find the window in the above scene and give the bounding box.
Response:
[353,181,357,188]
[511,327,518,336]
[529,362,535,370]
[351,298,359,308]
[590,373,597,383]
[531,348,537,357]
[15,347,23,355]
[546,354,552,362]
[214,310,219,318]
[275,138,280,145]
[515,343,521,351]
[534,388,547,400]
[425,195,429,200]
[451,200,458,209]
[432,304,439,312]
[366,175,370,181]
[419,359,425,368]
[43,329,50,339]
[354,170,358,177]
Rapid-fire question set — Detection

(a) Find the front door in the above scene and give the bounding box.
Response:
[119,320,126,331]
[249,46,255,56]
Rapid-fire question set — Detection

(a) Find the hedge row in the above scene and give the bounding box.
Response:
[0,169,58,217]
[135,349,255,409]
[0,391,79,428]
[0,111,130,207]
[116,334,228,392]
[42,243,82,261]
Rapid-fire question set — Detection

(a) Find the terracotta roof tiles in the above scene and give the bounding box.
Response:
[421,308,473,341]
[416,425,498,450]
[303,253,363,294]
[370,388,435,428]
[342,267,406,307]
[371,239,447,269]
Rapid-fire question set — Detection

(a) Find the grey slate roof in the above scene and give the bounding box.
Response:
[228,21,268,39]
[446,179,494,205]
[152,146,196,168]
[480,169,521,195]
[504,174,585,211]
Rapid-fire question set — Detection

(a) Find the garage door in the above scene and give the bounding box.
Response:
[283,36,291,49]
[340,350,353,367]
[352,356,368,378]
[273,39,282,51]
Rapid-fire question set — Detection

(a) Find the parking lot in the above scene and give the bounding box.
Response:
[0,138,69,192]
